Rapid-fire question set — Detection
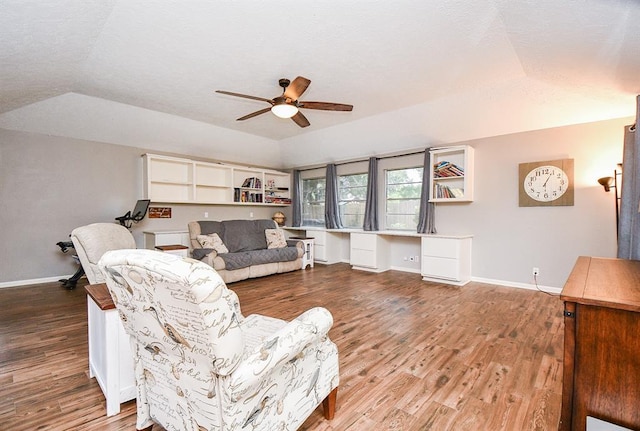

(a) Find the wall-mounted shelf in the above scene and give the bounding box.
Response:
[143,154,291,206]
[429,145,474,203]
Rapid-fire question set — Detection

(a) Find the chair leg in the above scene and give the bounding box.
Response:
[322,387,338,420]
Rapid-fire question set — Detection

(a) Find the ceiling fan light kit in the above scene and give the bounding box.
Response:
[216,76,353,128]
[271,99,298,119]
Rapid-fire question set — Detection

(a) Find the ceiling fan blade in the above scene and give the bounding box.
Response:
[284,76,311,100]
[216,90,273,104]
[299,101,353,111]
[237,107,271,121]
[291,111,310,128]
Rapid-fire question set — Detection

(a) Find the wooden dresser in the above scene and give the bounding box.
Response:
[560,256,640,431]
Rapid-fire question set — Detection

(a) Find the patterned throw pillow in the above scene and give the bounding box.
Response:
[265,228,287,249]
[197,233,229,253]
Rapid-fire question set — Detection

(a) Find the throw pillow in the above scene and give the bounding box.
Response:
[265,228,287,249]
[197,233,229,254]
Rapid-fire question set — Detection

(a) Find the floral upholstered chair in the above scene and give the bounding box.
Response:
[98,249,339,431]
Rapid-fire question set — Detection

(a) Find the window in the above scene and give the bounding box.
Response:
[385,167,423,230]
[338,173,368,228]
[302,178,326,226]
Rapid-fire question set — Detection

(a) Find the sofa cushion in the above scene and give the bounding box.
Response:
[265,228,287,249]
[198,220,225,237]
[222,219,276,253]
[218,247,299,270]
[197,233,229,253]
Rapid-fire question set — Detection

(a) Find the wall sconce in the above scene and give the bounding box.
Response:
[598,164,622,238]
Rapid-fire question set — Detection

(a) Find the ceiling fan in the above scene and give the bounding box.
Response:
[216,76,353,128]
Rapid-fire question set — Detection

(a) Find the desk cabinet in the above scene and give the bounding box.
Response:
[350,232,390,272]
[560,256,640,431]
[305,230,342,264]
[421,236,471,285]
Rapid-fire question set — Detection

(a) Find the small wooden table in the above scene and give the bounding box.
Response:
[85,283,135,416]
[560,256,640,431]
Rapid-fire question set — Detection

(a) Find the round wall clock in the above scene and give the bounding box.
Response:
[518,159,574,207]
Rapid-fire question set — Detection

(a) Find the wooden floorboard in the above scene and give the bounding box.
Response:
[0,263,564,430]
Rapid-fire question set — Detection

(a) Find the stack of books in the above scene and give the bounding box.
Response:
[433,161,464,177]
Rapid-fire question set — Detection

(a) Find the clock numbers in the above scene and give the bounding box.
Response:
[523,165,569,202]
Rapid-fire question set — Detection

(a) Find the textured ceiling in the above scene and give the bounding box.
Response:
[1,0,640,166]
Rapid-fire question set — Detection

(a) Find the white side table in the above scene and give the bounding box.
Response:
[85,284,136,416]
[290,237,314,269]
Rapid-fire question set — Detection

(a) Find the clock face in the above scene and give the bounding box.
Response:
[524,165,569,202]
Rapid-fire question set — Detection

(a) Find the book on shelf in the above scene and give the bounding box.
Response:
[433,161,464,177]
[434,184,464,199]
[234,188,263,203]
[241,177,262,188]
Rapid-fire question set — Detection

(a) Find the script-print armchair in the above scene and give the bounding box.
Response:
[98,249,339,431]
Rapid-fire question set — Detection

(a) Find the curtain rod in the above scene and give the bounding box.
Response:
[297,149,426,172]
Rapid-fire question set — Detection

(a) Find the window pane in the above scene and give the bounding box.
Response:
[338,173,368,228]
[302,178,326,226]
[385,167,423,230]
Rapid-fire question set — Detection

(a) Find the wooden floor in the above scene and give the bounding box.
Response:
[0,263,564,430]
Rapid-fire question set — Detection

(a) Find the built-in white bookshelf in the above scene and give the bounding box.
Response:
[143,154,291,206]
[429,145,474,202]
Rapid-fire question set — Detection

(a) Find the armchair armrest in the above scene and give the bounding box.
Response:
[227,307,333,401]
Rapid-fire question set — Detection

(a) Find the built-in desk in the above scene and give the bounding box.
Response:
[85,283,135,416]
[560,256,640,431]
[284,227,472,285]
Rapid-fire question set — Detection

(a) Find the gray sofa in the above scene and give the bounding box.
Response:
[188,219,303,283]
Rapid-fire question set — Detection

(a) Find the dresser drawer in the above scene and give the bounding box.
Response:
[307,231,326,246]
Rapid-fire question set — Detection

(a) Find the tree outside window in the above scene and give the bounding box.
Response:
[338,173,368,228]
[302,178,326,226]
[386,167,423,230]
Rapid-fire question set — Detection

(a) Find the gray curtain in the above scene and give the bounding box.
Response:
[363,157,378,231]
[618,98,640,258]
[292,170,302,227]
[417,148,437,234]
[325,163,343,229]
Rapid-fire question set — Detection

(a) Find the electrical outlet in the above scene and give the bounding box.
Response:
[415,255,420,263]
[204,212,209,218]
[409,256,415,262]
[249,212,254,218]
[532,267,540,276]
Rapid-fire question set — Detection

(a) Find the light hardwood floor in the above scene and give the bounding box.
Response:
[0,263,564,430]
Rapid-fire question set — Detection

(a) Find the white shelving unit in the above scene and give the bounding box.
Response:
[143,153,290,206]
[429,145,474,202]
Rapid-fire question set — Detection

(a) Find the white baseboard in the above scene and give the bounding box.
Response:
[471,276,562,295]
[389,266,422,274]
[0,274,74,289]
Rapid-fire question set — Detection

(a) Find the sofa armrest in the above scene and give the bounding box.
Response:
[286,239,304,257]
[227,307,333,401]
[191,248,218,266]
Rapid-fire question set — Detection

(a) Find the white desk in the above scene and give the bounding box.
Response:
[85,284,136,416]
[284,227,472,285]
